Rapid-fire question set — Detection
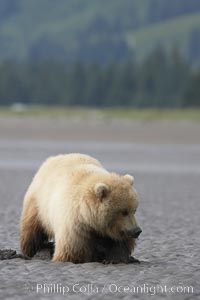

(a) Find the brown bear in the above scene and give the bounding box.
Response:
[20,153,141,263]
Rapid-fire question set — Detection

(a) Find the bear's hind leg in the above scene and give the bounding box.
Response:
[20,196,48,258]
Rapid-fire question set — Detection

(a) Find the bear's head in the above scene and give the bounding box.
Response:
[80,173,141,241]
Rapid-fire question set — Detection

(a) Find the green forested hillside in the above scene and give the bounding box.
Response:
[0,0,200,64]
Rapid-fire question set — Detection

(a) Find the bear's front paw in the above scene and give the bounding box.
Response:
[129,256,140,264]
[0,249,24,260]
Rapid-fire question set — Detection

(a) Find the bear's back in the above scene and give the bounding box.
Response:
[28,153,103,193]
[45,153,102,170]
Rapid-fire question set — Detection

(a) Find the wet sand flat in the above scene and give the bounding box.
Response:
[0,117,200,299]
[0,116,200,144]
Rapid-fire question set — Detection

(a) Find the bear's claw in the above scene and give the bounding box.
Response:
[102,259,121,264]
[102,256,140,264]
[129,256,140,264]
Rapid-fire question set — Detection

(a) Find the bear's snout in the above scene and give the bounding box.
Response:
[128,227,142,238]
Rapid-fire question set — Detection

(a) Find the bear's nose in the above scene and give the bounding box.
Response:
[129,227,142,238]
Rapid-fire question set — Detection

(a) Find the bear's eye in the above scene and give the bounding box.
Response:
[121,210,129,216]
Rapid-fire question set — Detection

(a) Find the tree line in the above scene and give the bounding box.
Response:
[0,47,199,107]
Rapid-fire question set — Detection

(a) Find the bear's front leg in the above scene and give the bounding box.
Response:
[52,234,91,263]
[93,236,139,264]
[102,240,130,264]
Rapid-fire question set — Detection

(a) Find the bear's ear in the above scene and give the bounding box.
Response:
[124,174,134,185]
[94,183,110,200]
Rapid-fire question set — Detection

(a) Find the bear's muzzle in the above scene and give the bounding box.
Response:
[127,227,142,238]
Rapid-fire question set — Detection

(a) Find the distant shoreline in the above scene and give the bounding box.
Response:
[0,106,200,122]
[0,112,200,145]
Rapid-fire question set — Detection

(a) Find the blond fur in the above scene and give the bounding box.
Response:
[20,153,139,263]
